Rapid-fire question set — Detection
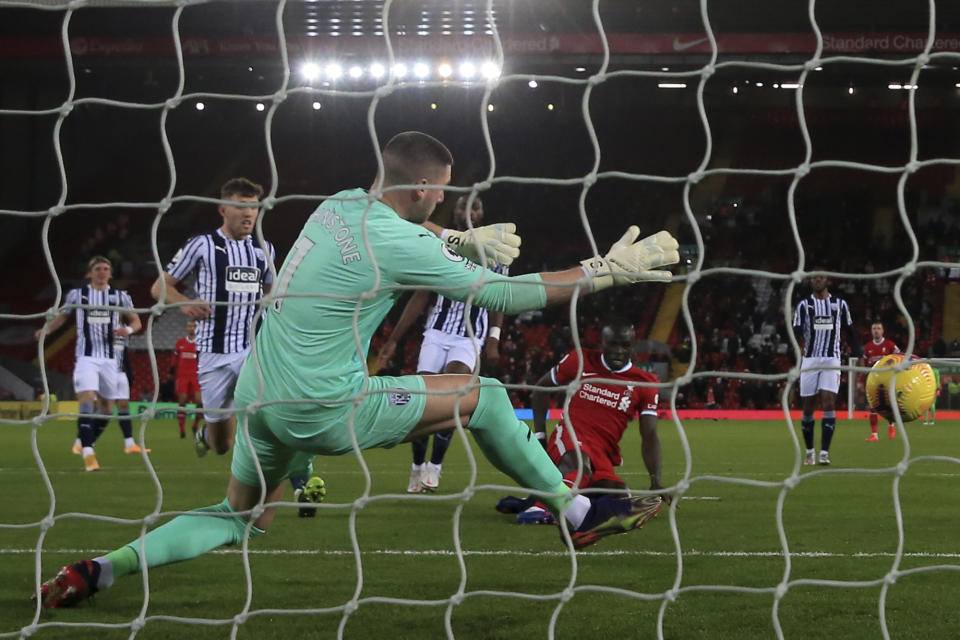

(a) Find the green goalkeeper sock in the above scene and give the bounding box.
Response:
[467,379,570,515]
[100,498,264,583]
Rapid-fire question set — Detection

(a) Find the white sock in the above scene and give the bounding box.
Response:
[92,557,114,589]
[427,462,441,471]
[82,446,94,457]
[411,463,423,471]
[73,438,81,447]
[564,495,592,529]
[806,448,815,455]
[123,437,135,448]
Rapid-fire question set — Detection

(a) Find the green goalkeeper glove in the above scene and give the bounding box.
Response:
[443,223,522,266]
[580,227,680,291]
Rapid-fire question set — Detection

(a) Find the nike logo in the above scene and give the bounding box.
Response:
[581,372,599,377]
[673,36,709,51]
[418,233,432,238]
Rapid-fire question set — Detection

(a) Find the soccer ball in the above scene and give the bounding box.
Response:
[865,353,936,423]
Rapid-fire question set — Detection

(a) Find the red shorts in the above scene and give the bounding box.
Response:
[546,423,624,487]
[175,377,200,397]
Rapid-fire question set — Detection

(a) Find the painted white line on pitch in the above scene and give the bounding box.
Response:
[3,548,959,559]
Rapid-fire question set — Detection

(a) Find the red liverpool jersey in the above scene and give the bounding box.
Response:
[549,348,659,451]
[174,337,199,379]
[863,338,899,366]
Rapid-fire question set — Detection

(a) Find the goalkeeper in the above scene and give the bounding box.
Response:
[35,131,680,608]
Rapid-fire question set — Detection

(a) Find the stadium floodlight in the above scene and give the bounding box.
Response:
[547,103,554,110]
[732,86,739,94]
[575,66,587,72]
[195,101,205,111]
[459,61,477,79]
[487,103,495,112]
[528,80,538,88]
[413,62,430,79]
[658,83,687,89]
[848,86,855,95]
[480,61,501,80]
[780,83,801,89]
[325,63,343,80]
[369,62,386,79]
[430,102,438,110]
[393,63,408,78]
[348,66,363,79]
[255,103,265,112]
[438,63,453,79]
[312,101,322,110]
[300,62,321,81]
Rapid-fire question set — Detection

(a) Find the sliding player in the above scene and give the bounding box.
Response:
[35,131,679,607]
[496,315,667,524]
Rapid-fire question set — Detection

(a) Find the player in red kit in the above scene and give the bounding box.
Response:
[496,316,668,525]
[173,321,202,438]
[862,321,900,441]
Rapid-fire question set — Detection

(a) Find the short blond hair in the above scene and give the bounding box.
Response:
[86,255,112,275]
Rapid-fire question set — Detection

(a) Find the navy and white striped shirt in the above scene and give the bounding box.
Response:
[166,230,275,354]
[793,294,854,359]
[62,285,134,360]
[424,263,509,340]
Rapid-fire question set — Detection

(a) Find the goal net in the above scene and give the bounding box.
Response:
[2,0,959,638]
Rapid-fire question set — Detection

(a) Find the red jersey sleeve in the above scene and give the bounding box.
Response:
[634,372,660,417]
[550,350,582,386]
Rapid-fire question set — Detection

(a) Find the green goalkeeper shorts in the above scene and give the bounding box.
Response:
[231,374,428,488]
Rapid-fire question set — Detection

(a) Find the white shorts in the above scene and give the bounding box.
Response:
[73,357,122,399]
[799,357,842,397]
[106,368,130,401]
[416,328,480,374]
[198,350,248,423]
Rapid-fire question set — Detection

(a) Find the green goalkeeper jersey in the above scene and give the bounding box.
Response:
[235,188,546,421]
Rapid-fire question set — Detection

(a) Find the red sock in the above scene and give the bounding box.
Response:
[869,413,878,434]
[177,407,185,434]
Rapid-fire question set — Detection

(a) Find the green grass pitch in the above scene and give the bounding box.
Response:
[1,417,958,639]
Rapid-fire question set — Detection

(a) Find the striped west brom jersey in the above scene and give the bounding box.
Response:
[793,294,854,359]
[166,230,275,354]
[424,262,509,340]
[62,285,134,360]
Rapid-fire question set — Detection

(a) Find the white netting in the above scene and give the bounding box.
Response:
[3,0,960,638]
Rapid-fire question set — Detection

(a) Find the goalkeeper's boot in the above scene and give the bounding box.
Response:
[516,505,556,525]
[818,450,831,466]
[495,495,528,514]
[420,462,441,493]
[295,476,326,518]
[866,433,879,442]
[83,453,100,472]
[804,450,816,466]
[565,495,662,550]
[34,559,99,608]
[888,425,897,440]
[194,428,209,458]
